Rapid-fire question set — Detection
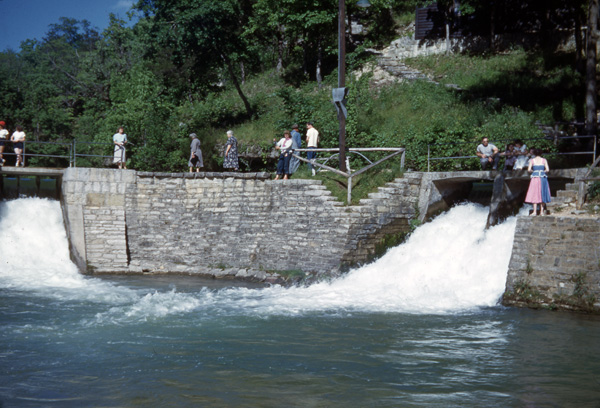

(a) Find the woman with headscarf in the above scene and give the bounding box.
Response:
[188,133,204,173]
[223,130,239,171]
[288,124,302,175]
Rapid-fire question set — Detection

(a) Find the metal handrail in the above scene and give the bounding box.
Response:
[292,147,406,203]
[0,139,114,168]
[70,141,115,167]
[427,135,598,171]
[1,140,72,167]
[576,154,600,209]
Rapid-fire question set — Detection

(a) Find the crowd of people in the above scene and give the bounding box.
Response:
[476,137,530,171]
[0,119,323,176]
[187,122,320,177]
[0,119,553,215]
[475,136,551,215]
[270,122,320,179]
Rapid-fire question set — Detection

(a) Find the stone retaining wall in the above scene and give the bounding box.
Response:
[503,216,600,313]
[62,168,421,279]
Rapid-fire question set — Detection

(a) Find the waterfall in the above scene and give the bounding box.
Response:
[0,199,517,323]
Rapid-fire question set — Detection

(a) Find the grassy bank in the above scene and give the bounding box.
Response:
[173,48,582,202]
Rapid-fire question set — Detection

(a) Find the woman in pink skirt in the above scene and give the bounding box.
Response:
[524,149,551,215]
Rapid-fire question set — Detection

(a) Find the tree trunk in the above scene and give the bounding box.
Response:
[187,77,193,103]
[575,12,584,75]
[302,41,308,77]
[316,37,323,89]
[586,0,598,136]
[446,22,451,55]
[220,53,253,118]
[490,1,496,51]
[347,8,353,45]
[276,26,285,75]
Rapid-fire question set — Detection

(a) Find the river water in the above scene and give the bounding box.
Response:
[1,198,599,407]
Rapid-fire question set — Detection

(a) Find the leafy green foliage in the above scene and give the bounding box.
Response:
[0,1,591,176]
[588,181,600,200]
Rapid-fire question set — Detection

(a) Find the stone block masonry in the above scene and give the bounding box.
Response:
[62,168,135,273]
[62,168,422,279]
[61,167,600,311]
[503,216,600,313]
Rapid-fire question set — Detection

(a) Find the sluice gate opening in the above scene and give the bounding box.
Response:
[0,168,63,200]
[424,172,572,221]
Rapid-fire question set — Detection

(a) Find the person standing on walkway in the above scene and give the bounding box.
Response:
[113,126,127,169]
[476,137,499,170]
[306,122,319,176]
[288,124,302,175]
[188,133,204,172]
[223,130,239,171]
[524,149,551,216]
[11,125,26,167]
[0,121,8,165]
[274,130,293,180]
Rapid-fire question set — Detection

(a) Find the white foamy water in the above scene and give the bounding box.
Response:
[1,199,518,322]
[0,198,137,304]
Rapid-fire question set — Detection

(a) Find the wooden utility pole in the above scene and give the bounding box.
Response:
[586,0,599,137]
[338,0,347,172]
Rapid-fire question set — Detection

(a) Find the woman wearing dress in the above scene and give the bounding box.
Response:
[11,125,26,167]
[524,149,551,216]
[223,130,239,171]
[513,139,529,170]
[274,130,293,180]
[188,133,203,173]
[113,126,127,169]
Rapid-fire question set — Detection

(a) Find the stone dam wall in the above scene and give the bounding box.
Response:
[61,168,421,280]
[503,216,600,313]
[59,167,599,313]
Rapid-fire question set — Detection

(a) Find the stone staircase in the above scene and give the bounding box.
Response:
[546,182,579,213]
[376,55,430,81]
[371,36,461,83]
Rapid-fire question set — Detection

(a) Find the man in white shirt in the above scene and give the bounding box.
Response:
[476,137,499,170]
[306,122,319,176]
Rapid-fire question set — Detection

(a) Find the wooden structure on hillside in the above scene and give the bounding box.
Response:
[415,2,463,40]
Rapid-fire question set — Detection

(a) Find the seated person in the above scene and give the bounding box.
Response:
[513,139,529,170]
[476,137,500,170]
[500,143,517,171]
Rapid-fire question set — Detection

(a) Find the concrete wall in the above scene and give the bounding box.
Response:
[61,168,421,279]
[62,166,599,311]
[503,216,600,313]
[61,168,134,273]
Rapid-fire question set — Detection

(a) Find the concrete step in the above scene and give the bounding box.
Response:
[377,187,400,194]
[368,192,395,200]
[557,190,577,200]
[565,182,579,191]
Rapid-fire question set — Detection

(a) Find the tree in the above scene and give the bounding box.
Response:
[586,0,599,137]
[134,0,254,117]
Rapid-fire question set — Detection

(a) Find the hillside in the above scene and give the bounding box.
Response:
[0,0,592,181]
